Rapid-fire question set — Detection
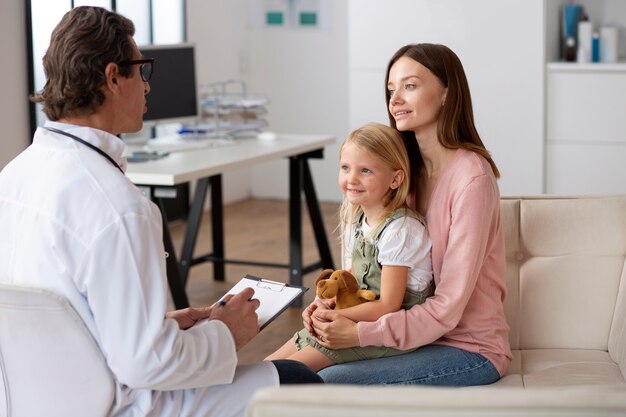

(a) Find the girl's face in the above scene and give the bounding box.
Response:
[338,141,402,218]
[387,56,447,137]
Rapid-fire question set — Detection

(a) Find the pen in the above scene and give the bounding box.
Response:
[178,128,208,134]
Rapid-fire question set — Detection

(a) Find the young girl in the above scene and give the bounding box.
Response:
[266,122,433,372]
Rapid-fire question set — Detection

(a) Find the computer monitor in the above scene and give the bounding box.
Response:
[139,43,199,125]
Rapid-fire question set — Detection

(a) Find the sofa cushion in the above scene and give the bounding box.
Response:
[519,256,621,350]
[519,198,626,350]
[501,349,625,388]
[501,199,521,349]
[249,385,626,417]
[501,196,626,352]
[609,264,626,378]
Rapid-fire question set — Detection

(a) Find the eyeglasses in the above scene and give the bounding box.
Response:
[117,58,154,82]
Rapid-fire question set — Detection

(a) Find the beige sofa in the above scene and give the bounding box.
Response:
[248,195,626,417]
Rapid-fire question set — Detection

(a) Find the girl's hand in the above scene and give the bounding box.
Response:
[302,297,335,336]
[311,309,360,349]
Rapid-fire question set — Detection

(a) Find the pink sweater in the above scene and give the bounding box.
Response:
[358,149,512,376]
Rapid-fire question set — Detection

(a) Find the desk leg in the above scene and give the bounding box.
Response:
[210,175,225,281]
[178,175,224,283]
[156,198,190,309]
[289,157,304,306]
[303,160,334,270]
[179,177,210,286]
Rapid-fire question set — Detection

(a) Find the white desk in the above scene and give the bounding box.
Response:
[126,134,334,185]
[125,134,336,308]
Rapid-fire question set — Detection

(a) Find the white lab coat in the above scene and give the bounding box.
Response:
[0,124,278,417]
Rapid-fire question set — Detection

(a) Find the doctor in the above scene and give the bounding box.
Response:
[0,6,320,417]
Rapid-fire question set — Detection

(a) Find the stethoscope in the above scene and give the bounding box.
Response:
[44,126,124,174]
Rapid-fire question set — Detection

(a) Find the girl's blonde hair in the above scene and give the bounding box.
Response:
[338,122,411,235]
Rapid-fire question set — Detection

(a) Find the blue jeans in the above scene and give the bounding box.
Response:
[317,345,500,386]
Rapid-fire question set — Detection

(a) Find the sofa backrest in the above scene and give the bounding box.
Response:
[501,196,626,365]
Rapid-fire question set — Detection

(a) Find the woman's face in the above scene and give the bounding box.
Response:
[387,56,447,137]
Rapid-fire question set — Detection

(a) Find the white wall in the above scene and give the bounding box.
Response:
[187,0,546,202]
[246,0,349,202]
[347,0,545,196]
[0,2,30,168]
[186,0,254,205]
[187,0,348,203]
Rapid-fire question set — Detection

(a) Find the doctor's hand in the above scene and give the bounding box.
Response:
[209,287,260,351]
[166,306,213,330]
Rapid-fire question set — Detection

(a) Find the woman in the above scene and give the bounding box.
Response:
[304,43,512,386]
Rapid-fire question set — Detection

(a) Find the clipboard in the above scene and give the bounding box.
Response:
[219,274,308,330]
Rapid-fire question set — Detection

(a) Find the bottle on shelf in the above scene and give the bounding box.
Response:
[600,26,618,63]
[565,37,577,62]
[592,32,601,63]
[577,18,592,63]
[561,3,581,61]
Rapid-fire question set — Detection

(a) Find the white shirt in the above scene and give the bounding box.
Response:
[0,124,277,417]
[343,215,433,292]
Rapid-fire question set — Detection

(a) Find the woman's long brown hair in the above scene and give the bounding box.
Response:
[384,44,500,206]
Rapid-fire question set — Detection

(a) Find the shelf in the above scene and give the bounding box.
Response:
[547,62,626,73]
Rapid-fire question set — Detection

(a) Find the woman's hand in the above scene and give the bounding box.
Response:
[311,309,360,350]
[302,297,334,336]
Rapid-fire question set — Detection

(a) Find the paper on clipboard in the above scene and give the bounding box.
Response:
[220,275,308,330]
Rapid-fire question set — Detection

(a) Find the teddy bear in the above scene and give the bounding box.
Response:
[315,269,377,310]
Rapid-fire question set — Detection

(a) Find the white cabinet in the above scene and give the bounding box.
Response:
[347,0,545,196]
[544,0,626,195]
[546,64,626,194]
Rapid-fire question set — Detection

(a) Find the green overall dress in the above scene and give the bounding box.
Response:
[294,207,434,364]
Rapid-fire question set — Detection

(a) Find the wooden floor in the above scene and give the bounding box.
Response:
[168,198,342,364]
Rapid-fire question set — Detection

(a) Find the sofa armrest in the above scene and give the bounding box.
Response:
[247,385,626,417]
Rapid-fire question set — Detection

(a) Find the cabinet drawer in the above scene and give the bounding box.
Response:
[546,143,626,194]
[547,71,626,143]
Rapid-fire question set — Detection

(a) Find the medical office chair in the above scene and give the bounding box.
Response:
[0,283,114,417]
